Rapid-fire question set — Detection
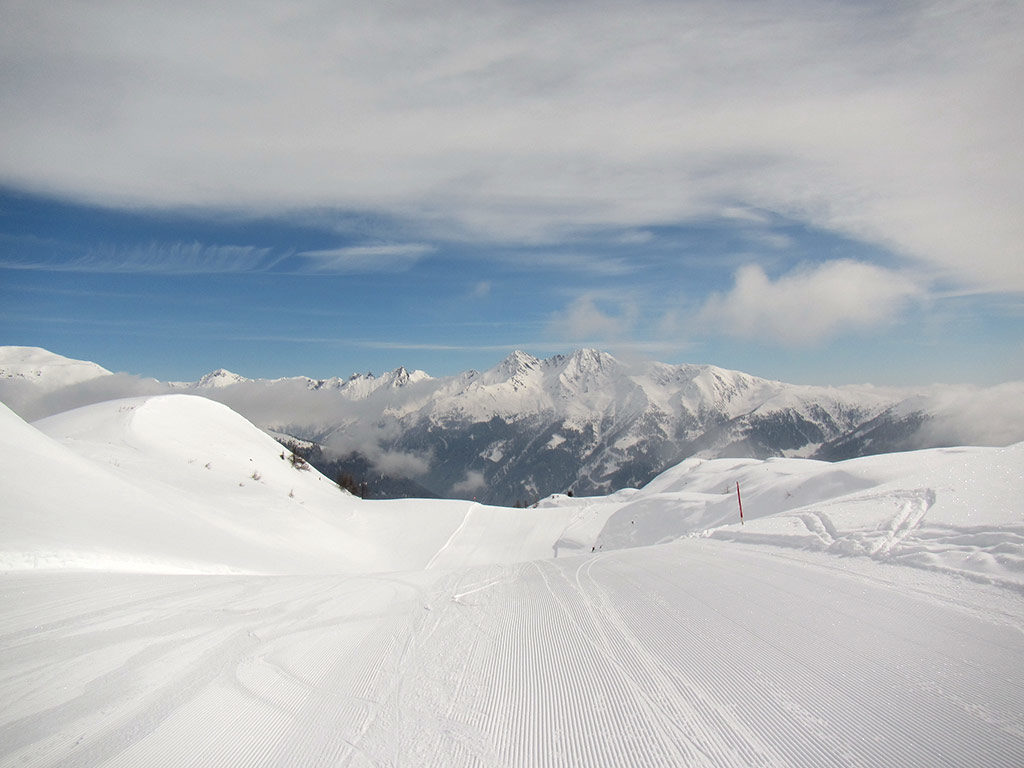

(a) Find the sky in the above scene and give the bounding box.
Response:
[1,0,1022,386]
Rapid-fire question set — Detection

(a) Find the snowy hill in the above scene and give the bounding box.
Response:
[0,345,111,388]
[1,396,370,573]
[1,395,589,574]
[1,393,1023,765]
[0,346,112,419]
[3,346,1023,506]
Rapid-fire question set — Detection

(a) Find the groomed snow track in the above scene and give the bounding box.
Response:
[2,539,1022,767]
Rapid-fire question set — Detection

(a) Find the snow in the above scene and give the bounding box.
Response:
[6,346,1024,512]
[482,441,507,462]
[0,346,114,419]
[193,368,251,388]
[552,446,1024,590]
[0,396,369,575]
[0,346,112,390]
[4,396,582,575]
[1,393,1023,766]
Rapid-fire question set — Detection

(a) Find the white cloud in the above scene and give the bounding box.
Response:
[697,260,922,345]
[1,1,1021,291]
[0,374,170,422]
[371,449,431,478]
[451,470,487,496]
[322,423,433,478]
[912,383,1024,448]
[296,244,434,273]
[550,294,638,342]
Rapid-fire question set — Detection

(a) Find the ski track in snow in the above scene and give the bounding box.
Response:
[425,504,478,571]
[712,486,1024,593]
[2,540,1022,767]
[786,489,934,558]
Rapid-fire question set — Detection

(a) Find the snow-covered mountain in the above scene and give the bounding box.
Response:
[0,346,112,388]
[3,346,1023,505]
[312,349,902,505]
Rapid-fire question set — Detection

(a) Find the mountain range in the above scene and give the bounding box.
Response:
[3,345,1023,505]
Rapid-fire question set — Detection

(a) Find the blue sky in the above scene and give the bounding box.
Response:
[2,1,1022,385]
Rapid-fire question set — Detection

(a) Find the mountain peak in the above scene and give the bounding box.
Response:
[506,349,541,366]
[386,366,431,387]
[195,369,249,388]
[566,348,616,369]
[553,348,621,383]
[493,350,541,377]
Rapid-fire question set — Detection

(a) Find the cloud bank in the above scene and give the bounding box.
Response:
[698,260,922,345]
[1,0,1021,295]
[912,383,1024,449]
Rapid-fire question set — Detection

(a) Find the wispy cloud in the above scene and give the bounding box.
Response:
[347,340,526,352]
[697,260,923,345]
[7,284,151,299]
[1,242,275,274]
[296,243,434,273]
[482,248,637,277]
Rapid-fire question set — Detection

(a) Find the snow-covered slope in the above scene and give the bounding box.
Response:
[2,395,1023,766]
[1,395,585,574]
[541,443,1024,592]
[0,396,373,573]
[9,391,1019,585]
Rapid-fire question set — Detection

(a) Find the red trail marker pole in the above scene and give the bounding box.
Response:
[736,482,744,525]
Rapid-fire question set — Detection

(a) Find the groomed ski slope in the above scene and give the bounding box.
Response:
[1,395,1023,766]
[3,544,1021,767]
